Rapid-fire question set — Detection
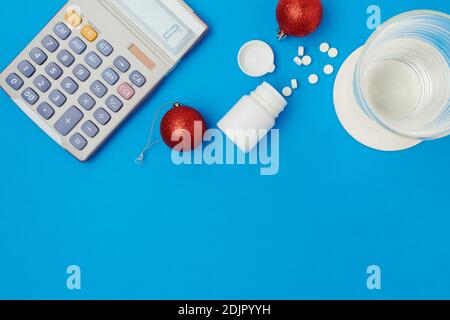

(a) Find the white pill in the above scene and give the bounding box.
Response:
[320,42,330,53]
[302,55,312,66]
[293,56,303,66]
[308,74,319,85]
[298,46,305,57]
[282,87,293,97]
[328,48,339,58]
[291,79,298,89]
[323,64,334,75]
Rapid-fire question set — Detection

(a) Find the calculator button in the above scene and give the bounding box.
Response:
[78,93,96,111]
[18,60,36,78]
[49,89,67,107]
[6,73,24,91]
[73,64,91,82]
[61,77,79,95]
[21,88,39,105]
[69,37,87,55]
[54,106,83,136]
[45,62,63,80]
[105,95,123,113]
[114,56,130,73]
[85,52,102,69]
[33,75,51,93]
[81,121,99,138]
[90,81,107,98]
[64,11,82,28]
[57,50,75,67]
[30,48,48,65]
[97,40,113,56]
[102,68,119,85]
[93,108,111,126]
[37,102,55,120]
[41,35,59,53]
[117,82,135,100]
[54,22,71,40]
[81,25,98,42]
[70,133,87,151]
[129,71,146,88]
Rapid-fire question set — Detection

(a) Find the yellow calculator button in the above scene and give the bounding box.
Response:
[81,25,98,42]
[64,11,82,28]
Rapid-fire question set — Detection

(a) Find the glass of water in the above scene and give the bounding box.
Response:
[354,10,450,140]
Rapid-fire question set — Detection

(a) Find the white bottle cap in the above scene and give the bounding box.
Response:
[238,40,276,77]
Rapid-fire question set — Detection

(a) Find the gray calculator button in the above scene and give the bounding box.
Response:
[54,106,83,136]
[78,93,96,111]
[45,62,63,80]
[33,75,51,93]
[21,88,39,105]
[18,60,36,78]
[6,73,24,91]
[90,81,107,98]
[129,71,146,88]
[37,102,55,120]
[97,40,113,56]
[70,133,87,151]
[57,50,75,67]
[73,64,91,82]
[102,68,119,85]
[29,48,48,65]
[69,37,87,55]
[81,121,99,138]
[114,56,130,73]
[85,52,102,69]
[49,89,67,107]
[61,77,79,95]
[105,95,123,112]
[53,22,71,40]
[93,108,111,125]
[41,35,59,53]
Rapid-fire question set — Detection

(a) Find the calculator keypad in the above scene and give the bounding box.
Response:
[54,23,71,40]
[21,88,39,105]
[37,102,55,120]
[30,48,48,65]
[41,35,60,53]
[6,73,24,91]
[49,89,67,108]
[78,93,96,111]
[97,40,113,56]
[18,60,36,78]
[33,75,51,93]
[61,77,79,95]
[85,52,102,69]
[45,62,63,80]
[93,108,111,126]
[90,80,107,98]
[70,133,87,150]
[69,37,87,55]
[54,106,83,136]
[73,64,91,82]
[114,56,130,73]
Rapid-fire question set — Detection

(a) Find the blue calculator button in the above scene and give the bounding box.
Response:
[41,35,59,53]
[57,50,75,67]
[73,64,91,82]
[69,37,87,55]
[18,60,36,78]
[6,73,24,91]
[70,133,88,151]
[102,68,119,85]
[129,71,146,88]
[105,95,123,113]
[78,93,96,111]
[37,102,55,120]
[33,75,51,93]
[45,62,63,80]
[21,88,39,105]
[49,89,67,108]
[97,40,113,56]
[54,106,83,136]
[29,48,48,65]
[85,52,102,69]
[61,77,79,95]
[54,22,71,40]
[93,108,111,126]
[114,56,130,73]
[90,81,108,98]
[81,121,99,138]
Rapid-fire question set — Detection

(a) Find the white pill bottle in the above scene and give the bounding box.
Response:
[218,82,288,153]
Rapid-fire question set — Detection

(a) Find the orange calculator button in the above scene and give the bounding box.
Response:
[81,25,98,42]
[64,11,82,28]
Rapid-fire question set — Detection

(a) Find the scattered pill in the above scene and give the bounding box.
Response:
[282,87,293,97]
[293,56,303,66]
[298,46,305,57]
[328,48,339,58]
[308,74,319,85]
[291,79,298,89]
[320,42,330,53]
[324,64,334,75]
[302,55,312,66]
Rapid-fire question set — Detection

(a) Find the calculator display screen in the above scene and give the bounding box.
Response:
[111,0,194,58]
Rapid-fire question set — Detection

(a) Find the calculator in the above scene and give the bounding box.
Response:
[0,0,207,161]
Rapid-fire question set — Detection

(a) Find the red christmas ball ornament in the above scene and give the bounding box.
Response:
[276,0,323,39]
[160,103,206,151]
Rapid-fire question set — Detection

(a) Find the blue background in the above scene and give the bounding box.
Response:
[0,0,449,300]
